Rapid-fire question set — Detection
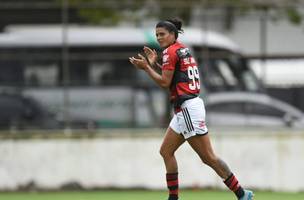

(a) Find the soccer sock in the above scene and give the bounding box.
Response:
[166,173,179,200]
[224,173,245,199]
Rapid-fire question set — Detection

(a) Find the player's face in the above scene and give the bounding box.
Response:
[156,27,176,48]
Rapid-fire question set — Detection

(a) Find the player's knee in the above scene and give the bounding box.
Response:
[159,147,167,158]
[201,154,218,167]
[159,147,173,159]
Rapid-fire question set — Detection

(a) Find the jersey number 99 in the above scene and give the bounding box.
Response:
[188,66,200,90]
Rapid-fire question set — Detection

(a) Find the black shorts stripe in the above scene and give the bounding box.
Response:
[185,108,195,131]
[183,108,193,132]
[181,109,191,132]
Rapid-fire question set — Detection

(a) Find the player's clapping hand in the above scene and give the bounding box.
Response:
[143,46,158,66]
[129,54,149,70]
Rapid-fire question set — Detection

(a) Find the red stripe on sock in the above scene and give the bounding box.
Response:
[167,180,178,187]
[231,182,240,192]
[229,177,238,190]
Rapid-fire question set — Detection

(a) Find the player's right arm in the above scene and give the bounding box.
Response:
[143,46,162,69]
[129,54,173,89]
[143,46,157,65]
[144,66,174,88]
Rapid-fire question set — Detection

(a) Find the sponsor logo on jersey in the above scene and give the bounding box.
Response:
[163,54,169,65]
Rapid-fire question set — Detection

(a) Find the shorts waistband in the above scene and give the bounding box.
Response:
[174,97,200,113]
[181,96,200,108]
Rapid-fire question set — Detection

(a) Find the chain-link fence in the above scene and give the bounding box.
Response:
[0,0,304,132]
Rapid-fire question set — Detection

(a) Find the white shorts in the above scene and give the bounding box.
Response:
[169,97,208,139]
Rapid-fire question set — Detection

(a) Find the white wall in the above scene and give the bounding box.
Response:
[0,129,303,192]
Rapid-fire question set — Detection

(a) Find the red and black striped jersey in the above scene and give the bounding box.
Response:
[161,41,200,112]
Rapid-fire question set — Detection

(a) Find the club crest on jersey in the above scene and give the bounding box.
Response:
[177,48,191,58]
[180,48,188,54]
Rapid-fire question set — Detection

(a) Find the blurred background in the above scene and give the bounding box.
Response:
[0,0,303,199]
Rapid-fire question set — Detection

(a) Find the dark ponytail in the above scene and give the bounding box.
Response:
[156,18,184,39]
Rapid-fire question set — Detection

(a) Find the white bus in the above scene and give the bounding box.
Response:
[0,25,262,128]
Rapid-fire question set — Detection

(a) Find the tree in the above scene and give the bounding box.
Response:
[67,0,147,25]
[63,0,302,27]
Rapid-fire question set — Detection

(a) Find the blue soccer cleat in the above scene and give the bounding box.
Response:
[239,189,254,200]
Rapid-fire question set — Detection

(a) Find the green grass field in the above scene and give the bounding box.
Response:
[1,190,304,200]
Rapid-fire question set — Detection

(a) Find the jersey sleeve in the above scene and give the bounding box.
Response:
[162,47,178,71]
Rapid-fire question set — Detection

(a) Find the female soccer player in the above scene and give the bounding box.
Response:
[129,18,253,200]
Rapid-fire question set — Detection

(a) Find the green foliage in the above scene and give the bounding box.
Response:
[286,7,302,25]
[61,0,146,25]
[56,0,302,26]
[77,8,120,25]
[67,0,120,25]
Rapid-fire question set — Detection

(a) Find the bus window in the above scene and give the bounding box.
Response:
[217,59,238,87]
[25,63,58,87]
[194,47,262,93]
[90,62,112,86]
[86,46,140,86]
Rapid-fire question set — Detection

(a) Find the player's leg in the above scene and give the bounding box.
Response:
[178,97,253,199]
[187,134,231,178]
[187,134,253,199]
[160,127,185,172]
[160,126,185,200]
